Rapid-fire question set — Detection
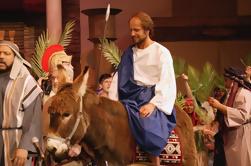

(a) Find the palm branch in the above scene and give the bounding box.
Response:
[187,63,219,103]
[196,62,218,102]
[187,63,220,123]
[187,65,201,93]
[242,53,251,66]
[214,74,225,90]
[31,20,75,78]
[31,30,50,78]
[59,20,76,48]
[99,38,121,69]
[173,57,187,78]
[175,92,186,110]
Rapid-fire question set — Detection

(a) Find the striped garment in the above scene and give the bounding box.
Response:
[2,57,42,165]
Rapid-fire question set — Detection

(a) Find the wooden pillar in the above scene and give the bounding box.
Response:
[46,0,62,44]
[81,8,121,90]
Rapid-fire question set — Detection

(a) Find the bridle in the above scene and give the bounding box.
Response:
[66,96,84,143]
[47,96,87,150]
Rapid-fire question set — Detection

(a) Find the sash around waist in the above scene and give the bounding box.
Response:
[0,126,22,130]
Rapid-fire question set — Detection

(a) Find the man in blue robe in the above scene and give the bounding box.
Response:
[109,12,176,165]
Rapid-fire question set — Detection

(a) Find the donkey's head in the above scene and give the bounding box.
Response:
[46,67,90,162]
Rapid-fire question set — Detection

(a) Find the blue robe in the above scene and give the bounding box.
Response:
[117,46,176,156]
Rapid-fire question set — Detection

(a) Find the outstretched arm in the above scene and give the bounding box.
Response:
[180,73,193,98]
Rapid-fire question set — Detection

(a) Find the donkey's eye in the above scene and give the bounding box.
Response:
[50,112,56,117]
[62,113,70,117]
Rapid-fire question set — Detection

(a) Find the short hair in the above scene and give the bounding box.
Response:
[130,12,154,37]
[99,73,111,84]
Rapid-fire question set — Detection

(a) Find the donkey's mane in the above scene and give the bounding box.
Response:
[56,82,126,117]
[57,83,73,93]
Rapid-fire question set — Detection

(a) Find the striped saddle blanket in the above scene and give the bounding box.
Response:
[135,130,182,165]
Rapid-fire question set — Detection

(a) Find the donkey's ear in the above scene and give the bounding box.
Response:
[72,66,89,98]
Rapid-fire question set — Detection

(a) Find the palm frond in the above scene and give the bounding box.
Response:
[214,74,225,90]
[31,30,50,78]
[175,92,186,110]
[99,38,121,69]
[173,57,187,78]
[187,63,220,103]
[196,62,218,102]
[31,21,75,78]
[187,65,201,93]
[59,20,76,48]
[243,53,251,66]
[186,63,220,123]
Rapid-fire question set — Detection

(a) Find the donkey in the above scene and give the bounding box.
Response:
[45,68,197,166]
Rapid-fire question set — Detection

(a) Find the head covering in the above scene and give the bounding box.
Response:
[42,44,72,73]
[224,67,251,91]
[0,40,31,67]
[185,97,194,106]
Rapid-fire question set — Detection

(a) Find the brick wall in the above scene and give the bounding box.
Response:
[0,22,45,62]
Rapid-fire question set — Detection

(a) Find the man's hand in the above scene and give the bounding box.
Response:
[139,103,156,118]
[180,73,189,81]
[13,149,28,166]
[208,97,227,115]
[68,144,82,157]
[208,97,221,109]
[37,76,48,86]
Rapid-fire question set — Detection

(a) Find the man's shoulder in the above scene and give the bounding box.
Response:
[121,45,134,58]
[238,87,251,98]
[151,42,172,62]
[17,66,42,90]
[125,45,135,52]
[153,42,171,54]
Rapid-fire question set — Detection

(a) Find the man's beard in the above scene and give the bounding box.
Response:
[132,35,147,46]
[0,62,12,73]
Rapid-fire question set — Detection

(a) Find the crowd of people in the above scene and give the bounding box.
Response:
[0,11,250,166]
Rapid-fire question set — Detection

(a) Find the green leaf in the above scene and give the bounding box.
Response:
[196,62,217,102]
[173,57,187,78]
[31,30,50,78]
[185,62,222,123]
[187,65,201,93]
[59,20,76,48]
[175,92,186,110]
[99,38,121,69]
[243,53,251,66]
[31,20,75,78]
[187,63,220,103]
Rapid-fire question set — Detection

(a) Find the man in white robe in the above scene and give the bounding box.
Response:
[208,67,251,166]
